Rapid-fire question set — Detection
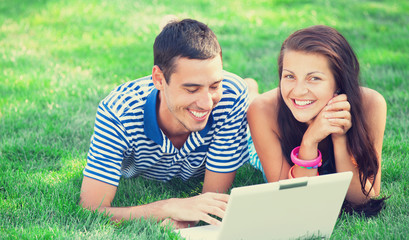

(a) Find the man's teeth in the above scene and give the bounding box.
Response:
[191,110,207,118]
[295,100,314,106]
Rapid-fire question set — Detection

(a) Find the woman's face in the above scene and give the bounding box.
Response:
[280,50,338,124]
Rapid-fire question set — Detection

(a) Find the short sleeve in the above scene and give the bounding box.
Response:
[83,101,130,186]
[205,78,250,172]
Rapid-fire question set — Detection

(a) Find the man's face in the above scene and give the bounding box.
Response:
[157,56,223,135]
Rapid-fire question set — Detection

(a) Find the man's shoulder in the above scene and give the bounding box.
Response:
[222,70,247,95]
[212,71,248,118]
[100,75,154,115]
[111,75,153,96]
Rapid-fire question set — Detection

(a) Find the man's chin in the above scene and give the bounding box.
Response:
[186,122,208,133]
[188,126,206,133]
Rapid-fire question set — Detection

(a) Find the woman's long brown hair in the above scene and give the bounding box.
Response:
[276,25,386,216]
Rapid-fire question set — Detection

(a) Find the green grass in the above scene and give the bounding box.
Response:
[1,0,408,239]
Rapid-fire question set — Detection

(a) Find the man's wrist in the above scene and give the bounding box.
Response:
[149,198,175,221]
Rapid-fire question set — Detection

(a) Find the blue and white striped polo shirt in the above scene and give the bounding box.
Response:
[83,71,249,186]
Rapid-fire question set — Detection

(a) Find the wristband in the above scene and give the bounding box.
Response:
[288,166,295,179]
[291,146,322,169]
[288,165,319,179]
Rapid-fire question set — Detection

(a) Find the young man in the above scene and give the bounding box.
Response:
[79,19,249,228]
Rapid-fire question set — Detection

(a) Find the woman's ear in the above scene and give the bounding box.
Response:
[152,65,165,90]
[333,89,341,97]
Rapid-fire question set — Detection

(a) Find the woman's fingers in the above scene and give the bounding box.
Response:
[324,110,351,120]
[326,100,350,112]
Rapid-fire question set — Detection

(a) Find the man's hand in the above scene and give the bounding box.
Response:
[161,218,197,229]
[80,176,230,227]
[162,192,229,227]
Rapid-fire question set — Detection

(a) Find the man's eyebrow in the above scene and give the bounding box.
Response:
[182,83,202,87]
[182,79,223,87]
[212,79,223,85]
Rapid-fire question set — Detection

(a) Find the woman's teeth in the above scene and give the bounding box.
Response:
[295,100,314,106]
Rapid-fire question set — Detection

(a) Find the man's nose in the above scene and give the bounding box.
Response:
[196,91,214,110]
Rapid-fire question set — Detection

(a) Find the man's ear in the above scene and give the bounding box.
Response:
[152,65,166,90]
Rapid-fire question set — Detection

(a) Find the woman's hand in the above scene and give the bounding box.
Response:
[325,94,352,139]
[296,93,351,165]
[303,94,352,147]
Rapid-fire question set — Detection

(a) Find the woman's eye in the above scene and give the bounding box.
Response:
[284,75,294,80]
[311,77,321,81]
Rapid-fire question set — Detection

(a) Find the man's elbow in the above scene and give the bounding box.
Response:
[79,192,111,212]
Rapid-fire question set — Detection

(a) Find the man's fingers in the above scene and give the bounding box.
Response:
[213,193,230,202]
[208,204,226,219]
[195,192,229,225]
[200,194,228,217]
[200,212,222,226]
[211,195,229,211]
[199,192,229,211]
[202,192,229,202]
[167,193,229,225]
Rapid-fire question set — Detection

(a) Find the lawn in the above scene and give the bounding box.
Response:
[1,0,408,239]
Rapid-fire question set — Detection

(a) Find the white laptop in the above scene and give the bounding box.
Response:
[177,171,352,240]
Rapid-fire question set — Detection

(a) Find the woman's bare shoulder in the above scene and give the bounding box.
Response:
[249,88,280,113]
[360,87,387,132]
[360,87,387,114]
[248,88,280,129]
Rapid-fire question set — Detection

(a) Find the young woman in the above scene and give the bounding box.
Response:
[247,25,387,216]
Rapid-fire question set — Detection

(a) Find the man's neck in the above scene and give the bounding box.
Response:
[156,93,190,149]
[167,133,190,149]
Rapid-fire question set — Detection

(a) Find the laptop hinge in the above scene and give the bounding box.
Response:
[279,177,308,190]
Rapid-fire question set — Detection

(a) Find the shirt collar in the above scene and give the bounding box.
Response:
[144,88,163,145]
[143,87,214,146]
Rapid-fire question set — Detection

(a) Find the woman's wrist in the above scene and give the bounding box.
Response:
[299,139,319,160]
[289,165,319,179]
[291,146,322,169]
[331,133,347,145]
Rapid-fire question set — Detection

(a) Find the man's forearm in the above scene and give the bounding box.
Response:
[202,169,236,193]
[93,199,170,222]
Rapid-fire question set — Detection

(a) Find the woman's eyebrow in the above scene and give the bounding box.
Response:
[306,71,326,76]
[282,68,294,74]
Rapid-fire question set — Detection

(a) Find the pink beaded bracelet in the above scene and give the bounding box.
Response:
[291,146,322,169]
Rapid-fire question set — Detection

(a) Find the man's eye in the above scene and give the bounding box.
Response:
[186,89,198,93]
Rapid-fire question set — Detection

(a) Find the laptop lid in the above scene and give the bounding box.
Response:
[178,171,352,240]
